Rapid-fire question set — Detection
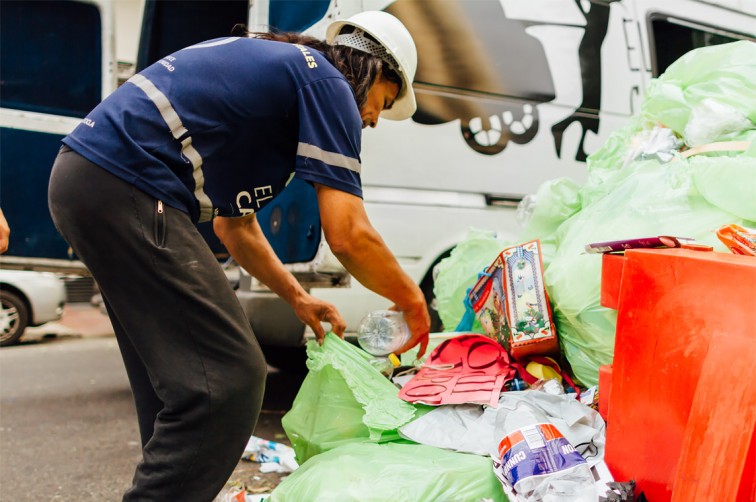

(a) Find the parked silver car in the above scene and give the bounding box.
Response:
[0,270,66,346]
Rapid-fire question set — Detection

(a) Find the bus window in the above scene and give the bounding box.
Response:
[1,0,102,118]
[650,15,754,76]
[137,0,247,70]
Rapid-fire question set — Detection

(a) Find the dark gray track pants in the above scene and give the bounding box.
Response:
[48,147,266,501]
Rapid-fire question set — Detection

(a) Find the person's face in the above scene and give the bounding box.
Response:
[360,73,400,129]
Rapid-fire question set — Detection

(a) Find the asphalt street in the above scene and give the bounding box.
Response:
[0,305,303,500]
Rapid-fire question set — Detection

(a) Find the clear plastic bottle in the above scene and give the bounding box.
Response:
[493,400,595,502]
[367,356,396,378]
[356,310,410,357]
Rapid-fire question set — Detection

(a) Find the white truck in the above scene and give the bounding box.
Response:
[1,0,753,363]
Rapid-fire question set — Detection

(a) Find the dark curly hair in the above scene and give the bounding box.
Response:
[231,24,401,109]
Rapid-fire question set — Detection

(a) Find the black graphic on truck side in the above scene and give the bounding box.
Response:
[550,1,611,162]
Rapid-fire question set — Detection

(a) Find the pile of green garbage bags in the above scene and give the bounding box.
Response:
[270,40,755,501]
[271,334,507,501]
[435,41,756,386]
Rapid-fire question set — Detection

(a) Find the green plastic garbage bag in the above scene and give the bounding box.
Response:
[690,155,756,221]
[641,40,756,145]
[433,228,507,331]
[269,442,507,502]
[580,119,645,208]
[281,333,426,463]
[518,177,583,266]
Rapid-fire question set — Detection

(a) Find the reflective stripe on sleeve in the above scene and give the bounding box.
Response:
[185,37,241,50]
[128,74,214,222]
[296,142,361,174]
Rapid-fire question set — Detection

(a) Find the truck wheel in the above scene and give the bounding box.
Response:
[0,290,29,347]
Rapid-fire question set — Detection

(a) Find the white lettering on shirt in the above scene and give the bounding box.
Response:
[159,55,176,72]
[293,44,318,69]
[236,191,255,216]
[82,118,95,128]
[235,186,274,215]
[253,185,273,207]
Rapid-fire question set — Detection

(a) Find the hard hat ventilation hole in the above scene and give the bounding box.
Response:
[333,29,400,74]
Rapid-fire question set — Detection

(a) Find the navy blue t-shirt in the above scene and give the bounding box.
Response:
[64,37,363,223]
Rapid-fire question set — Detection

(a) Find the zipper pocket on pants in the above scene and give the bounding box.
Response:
[154,200,166,248]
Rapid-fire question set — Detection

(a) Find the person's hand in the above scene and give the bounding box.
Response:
[0,209,9,254]
[393,298,430,359]
[291,293,347,344]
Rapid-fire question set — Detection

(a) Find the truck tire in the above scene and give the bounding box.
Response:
[0,290,29,347]
[419,249,453,333]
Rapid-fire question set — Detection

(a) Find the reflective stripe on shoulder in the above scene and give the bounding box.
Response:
[297,142,361,174]
[127,74,214,222]
[185,37,241,50]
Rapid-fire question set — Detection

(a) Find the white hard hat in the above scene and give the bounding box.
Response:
[326,11,417,120]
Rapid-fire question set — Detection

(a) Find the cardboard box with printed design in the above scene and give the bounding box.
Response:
[468,240,558,359]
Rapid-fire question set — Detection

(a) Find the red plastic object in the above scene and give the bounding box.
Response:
[601,249,756,501]
[598,364,612,422]
[599,254,624,309]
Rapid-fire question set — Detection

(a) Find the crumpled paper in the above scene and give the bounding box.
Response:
[242,435,298,473]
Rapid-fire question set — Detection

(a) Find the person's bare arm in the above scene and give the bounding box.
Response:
[314,184,430,357]
[214,213,346,342]
[0,209,9,254]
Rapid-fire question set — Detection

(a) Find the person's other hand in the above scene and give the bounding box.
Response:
[292,293,346,344]
[393,300,430,359]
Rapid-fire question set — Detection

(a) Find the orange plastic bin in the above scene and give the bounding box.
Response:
[601,248,756,501]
